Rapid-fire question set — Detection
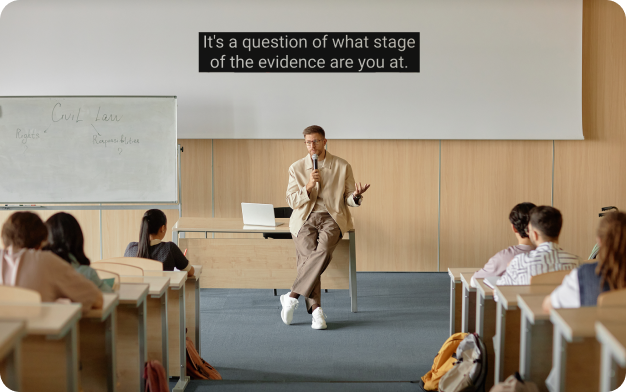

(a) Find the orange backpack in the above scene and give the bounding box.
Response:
[421,332,468,391]
[186,337,222,380]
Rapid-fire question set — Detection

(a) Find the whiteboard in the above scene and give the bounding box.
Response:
[0,96,178,203]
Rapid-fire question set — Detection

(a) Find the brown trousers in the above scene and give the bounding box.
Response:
[291,212,342,314]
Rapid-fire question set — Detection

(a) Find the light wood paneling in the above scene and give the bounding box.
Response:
[554,0,626,260]
[179,139,212,218]
[328,140,439,271]
[440,141,553,270]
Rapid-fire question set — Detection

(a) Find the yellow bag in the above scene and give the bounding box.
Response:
[421,332,468,391]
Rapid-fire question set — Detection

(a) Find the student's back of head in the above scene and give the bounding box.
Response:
[528,206,563,243]
[509,202,536,238]
[1,211,48,250]
[137,209,167,259]
[596,211,626,290]
[43,212,90,266]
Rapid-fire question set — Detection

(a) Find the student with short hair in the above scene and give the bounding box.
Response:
[43,212,113,292]
[544,211,626,311]
[0,211,103,312]
[471,202,536,287]
[496,206,580,286]
[124,209,194,276]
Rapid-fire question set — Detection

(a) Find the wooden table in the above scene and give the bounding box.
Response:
[0,320,26,391]
[517,294,554,392]
[81,293,119,392]
[550,307,626,392]
[596,321,626,392]
[494,285,557,384]
[117,283,149,392]
[144,270,189,392]
[448,268,479,335]
[172,217,358,313]
[474,278,496,391]
[0,303,81,392]
[121,275,170,379]
[460,272,477,333]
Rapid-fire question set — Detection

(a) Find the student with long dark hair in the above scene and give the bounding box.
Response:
[124,209,194,276]
[43,212,113,292]
[544,211,626,310]
[0,211,102,313]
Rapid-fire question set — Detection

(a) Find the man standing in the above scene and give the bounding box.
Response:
[281,125,370,330]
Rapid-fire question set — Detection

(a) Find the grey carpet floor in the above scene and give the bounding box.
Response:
[183,272,449,391]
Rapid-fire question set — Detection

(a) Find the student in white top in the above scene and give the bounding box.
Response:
[470,202,536,288]
[543,211,626,311]
[497,206,580,286]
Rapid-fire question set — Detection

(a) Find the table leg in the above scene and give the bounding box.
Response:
[173,286,189,392]
[450,276,455,336]
[552,326,567,392]
[349,231,357,313]
[196,278,200,355]
[162,294,169,380]
[1,341,21,391]
[138,301,147,392]
[106,310,117,392]
[462,284,469,332]
[67,324,79,392]
[600,344,616,392]
[495,302,506,384]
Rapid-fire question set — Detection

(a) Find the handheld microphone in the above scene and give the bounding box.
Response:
[312,154,318,170]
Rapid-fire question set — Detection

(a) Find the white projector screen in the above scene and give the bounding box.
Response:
[0,0,582,140]
[0,96,178,203]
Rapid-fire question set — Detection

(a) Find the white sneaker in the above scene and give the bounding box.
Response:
[311,307,327,330]
[280,293,299,325]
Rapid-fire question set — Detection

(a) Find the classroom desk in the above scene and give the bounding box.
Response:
[460,272,477,333]
[596,321,626,392]
[144,270,189,392]
[120,276,170,379]
[474,278,496,391]
[494,285,557,384]
[0,320,26,391]
[117,283,149,392]
[186,265,202,355]
[172,217,358,313]
[517,294,554,392]
[550,307,626,392]
[448,268,479,335]
[81,293,119,392]
[0,303,81,392]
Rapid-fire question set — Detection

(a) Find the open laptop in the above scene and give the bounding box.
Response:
[241,203,284,227]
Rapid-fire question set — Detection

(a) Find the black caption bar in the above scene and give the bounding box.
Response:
[198,32,420,73]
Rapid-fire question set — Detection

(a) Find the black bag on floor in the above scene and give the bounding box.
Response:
[438,333,488,392]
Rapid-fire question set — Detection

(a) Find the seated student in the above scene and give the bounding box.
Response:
[471,202,536,287]
[43,212,113,293]
[496,206,580,286]
[0,211,103,312]
[124,209,194,276]
[543,211,626,311]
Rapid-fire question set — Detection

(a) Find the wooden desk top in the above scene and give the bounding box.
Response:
[596,321,626,365]
[448,268,479,281]
[551,307,626,342]
[0,321,26,359]
[460,273,476,291]
[517,295,551,323]
[118,283,149,306]
[83,293,119,321]
[0,303,81,337]
[120,276,169,297]
[144,270,187,289]
[496,285,557,309]
[475,278,494,299]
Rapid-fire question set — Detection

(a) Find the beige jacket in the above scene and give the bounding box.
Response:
[286,151,361,236]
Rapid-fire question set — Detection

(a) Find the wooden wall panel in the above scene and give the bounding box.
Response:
[440,141,553,270]
[328,140,439,271]
[179,139,212,218]
[554,0,626,259]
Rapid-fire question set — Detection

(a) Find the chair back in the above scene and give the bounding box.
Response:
[95,270,121,291]
[96,257,163,271]
[598,288,626,307]
[92,262,144,276]
[0,286,41,303]
[530,270,570,285]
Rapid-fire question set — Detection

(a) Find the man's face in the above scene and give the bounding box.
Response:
[304,133,326,157]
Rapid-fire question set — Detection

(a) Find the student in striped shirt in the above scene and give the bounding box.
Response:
[496,206,580,286]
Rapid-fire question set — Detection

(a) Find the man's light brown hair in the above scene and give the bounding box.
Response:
[303,125,325,139]
[2,211,48,249]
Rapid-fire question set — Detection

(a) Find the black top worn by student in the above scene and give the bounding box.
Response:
[124,239,190,271]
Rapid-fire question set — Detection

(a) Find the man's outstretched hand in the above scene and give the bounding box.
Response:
[354,182,371,196]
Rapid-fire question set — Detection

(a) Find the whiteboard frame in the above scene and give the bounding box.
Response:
[0,95,179,204]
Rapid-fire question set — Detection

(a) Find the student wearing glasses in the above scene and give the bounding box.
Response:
[281,125,370,330]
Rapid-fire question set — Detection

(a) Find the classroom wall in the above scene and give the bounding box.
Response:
[0,0,623,271]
